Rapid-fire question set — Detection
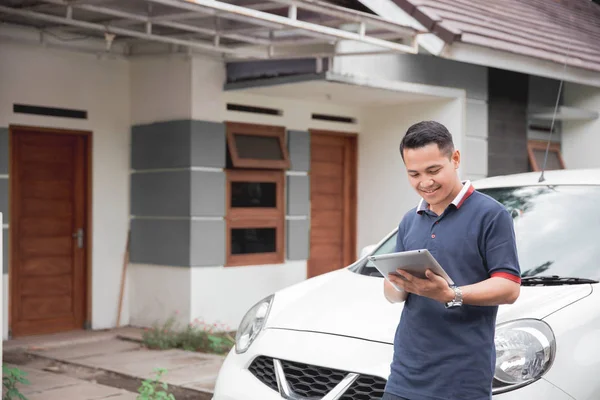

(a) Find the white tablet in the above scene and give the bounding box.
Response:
[368,249,454,291]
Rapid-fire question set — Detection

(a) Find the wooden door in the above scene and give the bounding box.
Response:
[10,126,89,337]
[308,131,357,278]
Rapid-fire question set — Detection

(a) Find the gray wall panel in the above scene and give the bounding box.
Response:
[190,220,226,266]
[131,171,190,216]
[2,227,7,274]
[288,130,310,171]
[287,176,310,216]
[0,128,8,175]
[286,220,309,260]
[488,68,529,177]
[0,179,8,224]
[130,219,191,266]
[190,121,226,168]
[396,54,488,101]
[191,171,225,217]
[529,76,562,108]
[132,120,191,169]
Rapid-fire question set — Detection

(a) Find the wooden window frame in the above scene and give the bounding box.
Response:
[225,169,285,267]
[226,122,290,170]
[527,140,566,171]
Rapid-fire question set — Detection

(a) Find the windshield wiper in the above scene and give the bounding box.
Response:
[521,275,599,286]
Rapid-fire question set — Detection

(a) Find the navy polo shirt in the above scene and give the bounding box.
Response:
[385,182,521,400]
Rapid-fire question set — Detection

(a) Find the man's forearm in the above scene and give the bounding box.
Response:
[457,277,520,306]
[384,280,409,303]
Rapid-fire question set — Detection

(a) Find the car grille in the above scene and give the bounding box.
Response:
[248,356,279,392]
[248,356,387,400]
[282,359,346,397]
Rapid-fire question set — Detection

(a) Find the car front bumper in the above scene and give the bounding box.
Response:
[493,379,574,400]
[212,327,393,400]
[213,328,574,400]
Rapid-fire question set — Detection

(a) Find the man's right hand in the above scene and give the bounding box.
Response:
[383,279,408,303]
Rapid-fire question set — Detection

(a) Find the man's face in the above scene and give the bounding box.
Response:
[403,143,460,206]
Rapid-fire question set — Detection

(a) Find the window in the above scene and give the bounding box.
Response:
[226,122,290,169]
[225,153,285,267]
[527,140,566,171]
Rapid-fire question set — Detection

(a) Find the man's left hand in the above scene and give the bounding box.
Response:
[388,269,454,304]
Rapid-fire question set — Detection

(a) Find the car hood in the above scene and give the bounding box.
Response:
[265,268,592,344]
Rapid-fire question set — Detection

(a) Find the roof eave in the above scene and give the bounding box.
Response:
[443,42,600,89]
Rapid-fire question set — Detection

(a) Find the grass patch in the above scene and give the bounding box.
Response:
[142,314,235,355]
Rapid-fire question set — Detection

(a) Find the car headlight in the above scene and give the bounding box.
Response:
[493,319,556,393]
[235,294,274,354]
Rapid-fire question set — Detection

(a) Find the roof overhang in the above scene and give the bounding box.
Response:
[225,69,465,106]
[442,42,600,89]
[0,0,423,60]
[529,106,599,123]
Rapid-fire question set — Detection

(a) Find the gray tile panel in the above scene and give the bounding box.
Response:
[190,121,226,168]
[190,220,225,267]
[0,179,7,224]
[286,220,310,261]
[191,171,225,217]
[130,218,191,266]
[131,120,191,170]
[287,175,309,216]
[0,128,8,175]
[131,171,191,217]
[287,130,310,171]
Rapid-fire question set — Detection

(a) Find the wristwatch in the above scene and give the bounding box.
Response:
[445,285,463,308]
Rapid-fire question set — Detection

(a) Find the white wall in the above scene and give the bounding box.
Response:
[357,97,466,252]
[0,41,131,334]
[562,82,600,169]
[129,264,192,327]
[130,55,193,125]
[191,261,307,330]
[332,46,488,181]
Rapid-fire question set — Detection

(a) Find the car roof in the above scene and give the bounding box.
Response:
[472,168,600,189]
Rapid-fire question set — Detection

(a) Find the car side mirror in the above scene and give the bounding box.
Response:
[360,244,377,259]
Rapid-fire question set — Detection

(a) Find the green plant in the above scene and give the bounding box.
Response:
[141,314,235,355]
[142,315,179,350]
[2,365,30,400]
[137,368,175,400]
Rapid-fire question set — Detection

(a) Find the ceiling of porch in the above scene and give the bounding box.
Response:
[0,0,422,59]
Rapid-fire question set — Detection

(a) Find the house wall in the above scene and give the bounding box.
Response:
[357,98,466,252]
[332,47,488,181]
[0,41,131,338]
[487,68,530,177]
[128,56,370,330]
[562,83,600,169]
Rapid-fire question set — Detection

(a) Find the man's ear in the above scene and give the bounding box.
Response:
[452,149,461,169]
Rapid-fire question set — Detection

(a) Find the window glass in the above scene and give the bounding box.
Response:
[231,182,277,208]
[532,149,563,170]
[234,134,283,160]
[231,228,276,255]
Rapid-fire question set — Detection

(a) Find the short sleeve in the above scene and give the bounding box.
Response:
[483,209,521,283]
[395,219,406,253]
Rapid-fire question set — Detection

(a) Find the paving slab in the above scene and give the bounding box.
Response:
[9,365,83,395]
[32,338,141,361]
[25,382,129,400]
[152,359,225,386]
[3,364,134,400]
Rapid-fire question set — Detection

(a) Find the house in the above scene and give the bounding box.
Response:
[0,0,599,339]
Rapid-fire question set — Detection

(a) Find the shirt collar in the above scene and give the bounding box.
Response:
[416,180,475,214]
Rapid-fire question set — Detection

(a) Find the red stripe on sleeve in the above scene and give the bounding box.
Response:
[491,272,521,284]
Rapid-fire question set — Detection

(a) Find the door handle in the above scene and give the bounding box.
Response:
[73,228,84,249]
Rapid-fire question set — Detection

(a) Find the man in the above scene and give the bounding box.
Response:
[382,121,521,400]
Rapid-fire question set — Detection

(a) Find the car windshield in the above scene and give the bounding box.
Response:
[356,185,600,282]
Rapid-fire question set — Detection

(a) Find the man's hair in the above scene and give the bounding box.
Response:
[399,121,454,160]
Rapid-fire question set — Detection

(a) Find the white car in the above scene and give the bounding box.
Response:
[213,168,600,400]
